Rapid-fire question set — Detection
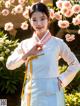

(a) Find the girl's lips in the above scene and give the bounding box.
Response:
[36,27,43,29]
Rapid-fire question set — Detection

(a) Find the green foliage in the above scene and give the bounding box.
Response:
[65,91,80,106]
[0,69,19,94]
[0,31,24,94]
[59,65,67,73]
[0,32,18,64]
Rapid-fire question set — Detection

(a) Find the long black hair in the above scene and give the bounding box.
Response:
[29,2,49,18]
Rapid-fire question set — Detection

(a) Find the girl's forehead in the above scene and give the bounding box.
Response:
[31,11,47,18]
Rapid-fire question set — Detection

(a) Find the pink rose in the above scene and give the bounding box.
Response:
[54,12,62,20]
[62,1,72,9]
[1,9,9,16]
[65,34,75,42]
[61,7,73,17]
[58,20,69,29]
[72,4,80,14]
[64,9,73,17]
[49,9,55,19]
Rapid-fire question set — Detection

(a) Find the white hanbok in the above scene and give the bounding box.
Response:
[6,30,80,106]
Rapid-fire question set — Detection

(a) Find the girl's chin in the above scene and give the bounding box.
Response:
[36,31,46,35]
[35,29,47,33]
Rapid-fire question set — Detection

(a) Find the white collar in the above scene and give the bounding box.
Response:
[33,30,49,42]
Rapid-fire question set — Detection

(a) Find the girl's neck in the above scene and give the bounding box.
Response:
[35,30,49,40]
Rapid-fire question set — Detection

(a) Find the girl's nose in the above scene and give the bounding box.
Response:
[37,20,41,25]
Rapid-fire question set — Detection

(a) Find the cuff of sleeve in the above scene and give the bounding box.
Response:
[59,76,68,88]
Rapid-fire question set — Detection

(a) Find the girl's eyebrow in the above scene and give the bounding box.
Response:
[31,14,46,19]
[40,15,46,18]
[41,14,46,17]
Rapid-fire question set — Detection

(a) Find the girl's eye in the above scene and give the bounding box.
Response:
[41,18,46,21]
[32,19,36,22]
[31,17,47,22]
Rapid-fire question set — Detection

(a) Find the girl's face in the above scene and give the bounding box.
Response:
[30,11,49,38]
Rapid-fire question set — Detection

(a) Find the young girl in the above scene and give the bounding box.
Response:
[6,2,80,106]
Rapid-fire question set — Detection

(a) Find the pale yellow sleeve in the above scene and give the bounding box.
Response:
[59,40,80,88]
[6,41,25,70]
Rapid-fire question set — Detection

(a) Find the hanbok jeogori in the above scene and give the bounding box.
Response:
[6,30,80,106]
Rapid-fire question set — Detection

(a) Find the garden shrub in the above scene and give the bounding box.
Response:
[65,90,80,106]
[0,31,24,94]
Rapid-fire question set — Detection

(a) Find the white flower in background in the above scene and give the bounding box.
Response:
[76,14,80,25]
[5,49,10,54]
[78,29,80,34]
[1,9,10,16]
[58,20,70,29]
[0,57,4,62]
[25,6,31,11]
[4,22,14,31]
[23,10,29,19]
[5,1,11,8]
[18,0,26,5]
[23,6,30,19]
[14,5,23,13]
[9,0,15,3]
[56,0,63,9]
[11,8,17,15]
[21,21,28,30]
[76,14,80,19]
[0,38,4,44]
[72,17,80,25]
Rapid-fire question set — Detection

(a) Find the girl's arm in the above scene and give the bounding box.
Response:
[6,41,43,70]
[58,40,80,88]
[6,41,25,70]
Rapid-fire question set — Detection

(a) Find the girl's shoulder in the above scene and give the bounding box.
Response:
[51,36,64,44]
[19,37,33,46]
[51,36,68,50]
